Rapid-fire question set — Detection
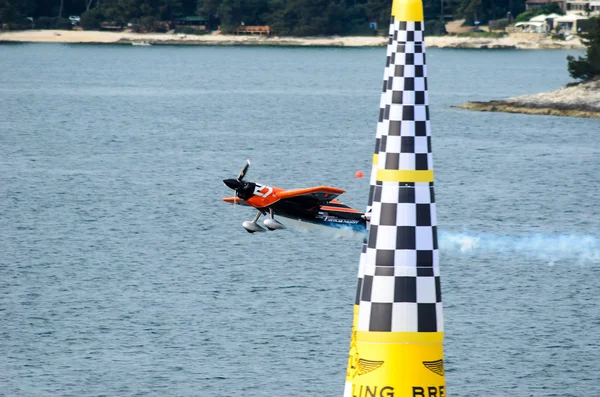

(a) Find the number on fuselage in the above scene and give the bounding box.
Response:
[253,184,273,198]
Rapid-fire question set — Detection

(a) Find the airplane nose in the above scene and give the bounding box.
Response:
[223,179,242,190]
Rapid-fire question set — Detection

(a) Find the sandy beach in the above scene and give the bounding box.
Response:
[0,29,585,49]
[0,30,385,46]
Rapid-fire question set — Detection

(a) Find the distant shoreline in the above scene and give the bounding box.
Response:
[0,29,586,50]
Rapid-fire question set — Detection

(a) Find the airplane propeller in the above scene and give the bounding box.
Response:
[237,158,250,181]
[223,159,285,233]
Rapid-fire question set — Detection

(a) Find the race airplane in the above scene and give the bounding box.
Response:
[223,160,367,233]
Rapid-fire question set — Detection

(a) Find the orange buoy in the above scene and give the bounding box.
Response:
[355,171,364,178]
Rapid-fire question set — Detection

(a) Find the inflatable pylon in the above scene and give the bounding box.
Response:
[344,0,445,396]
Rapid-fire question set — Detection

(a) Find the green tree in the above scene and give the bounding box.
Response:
[218,0,242,31]
[364,0,391,27]
[266,0,296,36]
[515,2,563,23]
[0,0,541,37]
[80,7,103,29]
[140,15,156,30]
[156,0,183,20]
[55,16,73,28]
[567,18,600,81]
[425,19,447,35]
[0,0,23,24]
[197,0,220,16]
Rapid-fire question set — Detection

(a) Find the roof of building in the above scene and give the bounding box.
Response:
[515,21,545,26]
[175,16,209,22]
[554,14,589,21]
[530,14,549,21]
[528,13,561,21]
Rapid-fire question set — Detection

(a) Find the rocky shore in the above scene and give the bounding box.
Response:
[456,79,600,118]
[426,33,584,49]
[0,29,586,49]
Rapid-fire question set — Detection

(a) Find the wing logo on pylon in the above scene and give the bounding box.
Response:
[346,330,384,379]
[357,359,384,376]
[423,359,444,376]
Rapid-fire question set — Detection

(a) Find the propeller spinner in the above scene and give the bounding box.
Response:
[223,178,242,190]
[223,159,255,200]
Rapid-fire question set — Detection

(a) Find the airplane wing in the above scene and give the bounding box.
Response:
[223,186,345,209]
[277,186,345,202]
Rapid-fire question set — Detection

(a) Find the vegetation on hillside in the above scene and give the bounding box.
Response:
[0,0,531,36]
[514,2,562,23]
[567,17,600,81]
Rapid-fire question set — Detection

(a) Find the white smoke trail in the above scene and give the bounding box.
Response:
[439,231,600,264]
[280,219,600,264]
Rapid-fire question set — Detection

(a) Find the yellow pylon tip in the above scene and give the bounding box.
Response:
[391,0,424,22]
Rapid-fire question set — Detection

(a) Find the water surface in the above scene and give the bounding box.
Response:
[1,44,598,397]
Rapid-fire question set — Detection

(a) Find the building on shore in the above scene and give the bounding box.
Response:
[174,16,211,32]
[525,0,600,15]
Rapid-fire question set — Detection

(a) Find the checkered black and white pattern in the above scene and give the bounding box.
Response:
[354,160,378,306]
[353,18,396,306]
[352,15,403,288]
[355,17,443,333]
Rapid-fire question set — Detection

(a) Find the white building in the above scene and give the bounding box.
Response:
[564,0,600,15]
[525,0,600,15]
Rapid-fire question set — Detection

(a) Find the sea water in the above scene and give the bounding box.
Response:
[1,44,599,397]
